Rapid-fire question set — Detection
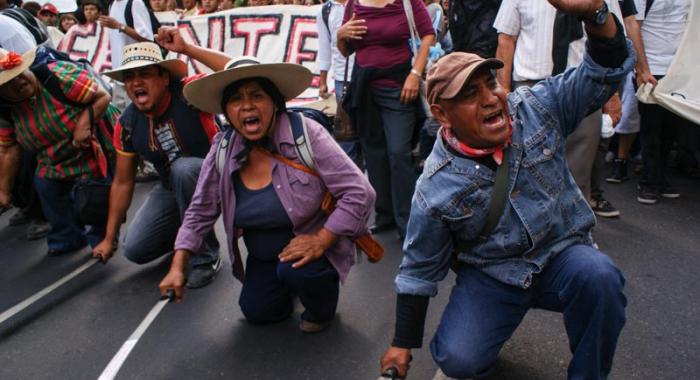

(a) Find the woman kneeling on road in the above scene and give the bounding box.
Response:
[158,49,375,333]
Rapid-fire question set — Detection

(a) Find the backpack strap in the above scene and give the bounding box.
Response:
[321,1,332,35]
[453,148,511,253]
[1,8,49,45]
[215,113,315,175]
[31,64,83,108]
[215,127,235,175]
[644,0,655,18]
[125,0,135,29]
[288,111,316,171]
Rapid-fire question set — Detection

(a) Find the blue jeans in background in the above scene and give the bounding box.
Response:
[33,176,106,251]
[122,157,219,267]
[431,244,626,379]
[363,86,418,238]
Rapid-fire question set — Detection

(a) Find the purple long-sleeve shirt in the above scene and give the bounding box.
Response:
[174,114,376,282]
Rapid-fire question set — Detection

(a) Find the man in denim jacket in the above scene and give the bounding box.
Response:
[380,0,633,378]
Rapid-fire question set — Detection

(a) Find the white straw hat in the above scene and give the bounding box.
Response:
[103,42,187,82]
[183,56,312,115]
[0,47,36,87]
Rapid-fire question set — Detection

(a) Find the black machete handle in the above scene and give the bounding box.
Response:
[380,367,399,379]
[161,289,175,302]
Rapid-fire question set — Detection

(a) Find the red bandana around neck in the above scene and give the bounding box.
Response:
[441,118,513,165]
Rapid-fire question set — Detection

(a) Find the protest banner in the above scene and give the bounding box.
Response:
[59,5,327,100]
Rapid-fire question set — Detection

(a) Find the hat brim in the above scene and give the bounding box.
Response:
[441,58,505,101]
[0,48,37,88]
[183,63,313,115]
[102,59,188,82]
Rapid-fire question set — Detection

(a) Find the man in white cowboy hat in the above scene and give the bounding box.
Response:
[92,40,231,289]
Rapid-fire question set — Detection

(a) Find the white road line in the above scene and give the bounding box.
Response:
[97,295,171,380]
[0,259,99,325]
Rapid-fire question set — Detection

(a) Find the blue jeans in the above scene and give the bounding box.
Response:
[334,80,364,171]
[238,255,339,323]
[431,244,626,379]
[33,176,105,251]
[364,86,418,237]
[122,157,219,266]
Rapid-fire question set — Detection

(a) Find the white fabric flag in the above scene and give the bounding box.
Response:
[637,0,700,125]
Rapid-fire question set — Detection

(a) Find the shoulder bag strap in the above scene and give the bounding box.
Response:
[453,148,511,252]
[215,127,235,175]
[402,0,420,55]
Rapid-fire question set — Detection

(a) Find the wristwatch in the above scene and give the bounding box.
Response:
[581,2,609,26]
[118,24,126,33]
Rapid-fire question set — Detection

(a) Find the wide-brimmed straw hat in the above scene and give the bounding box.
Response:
[183,56,313,115]
[103,42,188,82]
[0,47,37,87]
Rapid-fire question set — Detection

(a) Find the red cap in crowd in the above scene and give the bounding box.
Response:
[39,3,59,15]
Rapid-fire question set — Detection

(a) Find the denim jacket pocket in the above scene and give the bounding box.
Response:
[521,130,564,196]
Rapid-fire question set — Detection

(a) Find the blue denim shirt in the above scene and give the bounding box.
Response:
[396,41,635,296]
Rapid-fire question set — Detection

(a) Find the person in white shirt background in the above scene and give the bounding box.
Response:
[315,0,362,169]
[99,0,154,110]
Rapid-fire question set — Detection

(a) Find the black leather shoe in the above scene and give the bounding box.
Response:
[186,257,222,289]
[369,222,396,235]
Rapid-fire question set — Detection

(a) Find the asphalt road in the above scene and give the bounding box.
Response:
[1,172,699,380]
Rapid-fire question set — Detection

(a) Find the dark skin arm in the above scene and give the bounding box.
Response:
[0,143,20,208]
[91,153,138,262]
[380,1,618,377]
[495,32,518,93]
[73,86,112,149]
[99,15,151,42]
[623,15,657,87]
[156,27,231,71]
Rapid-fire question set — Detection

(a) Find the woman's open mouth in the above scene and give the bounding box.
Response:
[242,116,262,133]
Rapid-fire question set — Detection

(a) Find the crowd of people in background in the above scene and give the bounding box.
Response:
[0,0,696,378]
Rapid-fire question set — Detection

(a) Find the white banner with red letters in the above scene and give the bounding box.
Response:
[58,5,326,100]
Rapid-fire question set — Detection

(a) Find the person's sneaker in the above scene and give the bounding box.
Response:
[299,319,333,333]
[186,257,222,289]
[9,208,31,226]
[660,186,681,199]
[605,159,628,184]
[135,160,159,183]
[590,196,620,218]
[637,185,659,205]
[26,220,50,240]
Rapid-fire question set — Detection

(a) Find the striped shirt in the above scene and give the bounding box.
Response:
[0,61,119,179]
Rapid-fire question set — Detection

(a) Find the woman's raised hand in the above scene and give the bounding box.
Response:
[337,13,368,41]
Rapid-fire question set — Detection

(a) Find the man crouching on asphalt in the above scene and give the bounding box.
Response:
[380,0,632,378]
[92,39,232,289]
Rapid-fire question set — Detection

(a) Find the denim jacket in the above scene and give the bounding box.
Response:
[396,41,635,296]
